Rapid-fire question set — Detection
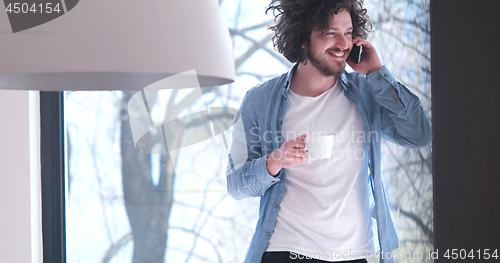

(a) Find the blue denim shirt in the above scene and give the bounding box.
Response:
[226,64,432,263]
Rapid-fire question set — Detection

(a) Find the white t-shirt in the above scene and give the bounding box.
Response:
[265,80,374,261]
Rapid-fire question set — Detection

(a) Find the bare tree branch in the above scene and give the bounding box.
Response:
[389,15,430,34]
[101,232,133,263]
[390,203,434,245]
[378,27,431,62]
[170,226,223,263]
[383,142,423,202]
[235,33,274,68]
[184,181,229,263]
[234,19,274,32]
[237,72,279,82]
[231,29,292,68]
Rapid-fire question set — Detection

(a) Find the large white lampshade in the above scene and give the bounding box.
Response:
[0,0,235,90]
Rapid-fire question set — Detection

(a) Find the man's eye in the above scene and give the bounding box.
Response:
[346,32,352,35]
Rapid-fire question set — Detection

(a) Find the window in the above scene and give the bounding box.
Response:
[40,0,432,262]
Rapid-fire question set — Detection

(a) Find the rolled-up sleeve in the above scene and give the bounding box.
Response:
[226,96,280,200]
[367,66,432,148]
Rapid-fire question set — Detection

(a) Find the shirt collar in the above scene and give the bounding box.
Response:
[283,63,350,94]
[282,63,299,94]
[341,73,349,90]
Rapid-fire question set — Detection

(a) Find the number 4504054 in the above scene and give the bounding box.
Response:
[5,3,62,14]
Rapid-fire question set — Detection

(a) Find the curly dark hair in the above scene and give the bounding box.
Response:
[266,0,372,63]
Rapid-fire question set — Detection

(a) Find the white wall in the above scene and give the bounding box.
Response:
[0,90,41,263]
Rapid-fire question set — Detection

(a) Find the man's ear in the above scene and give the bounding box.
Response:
[301,43,308,65]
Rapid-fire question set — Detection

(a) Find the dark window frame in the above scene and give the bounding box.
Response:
[40,91,66,263]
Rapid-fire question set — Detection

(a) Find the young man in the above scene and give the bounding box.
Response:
[226,0,432,262]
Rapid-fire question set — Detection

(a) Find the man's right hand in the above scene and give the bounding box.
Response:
[266,134,308,176]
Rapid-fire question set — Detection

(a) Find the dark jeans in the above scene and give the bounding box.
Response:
[261,252,368,263]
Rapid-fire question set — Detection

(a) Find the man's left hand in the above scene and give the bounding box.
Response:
[347,38,383,75]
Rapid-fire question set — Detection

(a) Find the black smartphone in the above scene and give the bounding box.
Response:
[348,44,362,64]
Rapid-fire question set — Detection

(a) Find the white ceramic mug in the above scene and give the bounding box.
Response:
[304,135,335,161]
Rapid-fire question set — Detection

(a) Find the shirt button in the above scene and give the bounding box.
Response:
[278,121,282,125]
[266,232,270,236]
[394,98,398,102]
[280,178,285,183]
[377,75,381,80]
[274,204,279,208]
[384,73,388,77]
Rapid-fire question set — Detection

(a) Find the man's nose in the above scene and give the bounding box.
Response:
[335,35,350,50]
